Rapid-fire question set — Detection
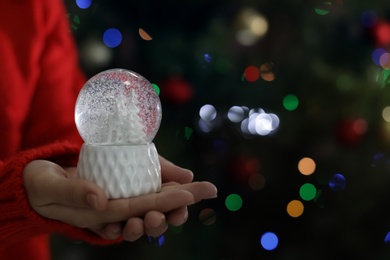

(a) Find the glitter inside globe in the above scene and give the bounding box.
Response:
[75,69,162,145]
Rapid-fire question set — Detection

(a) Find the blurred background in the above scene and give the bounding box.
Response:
[53,0,390,259]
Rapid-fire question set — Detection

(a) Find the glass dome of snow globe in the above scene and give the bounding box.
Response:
[75,69,162,199]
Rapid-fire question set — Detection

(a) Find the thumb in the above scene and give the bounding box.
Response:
[24,160,108,211]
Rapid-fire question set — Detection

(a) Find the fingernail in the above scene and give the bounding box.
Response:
[86,193,98,209]
[205,185,218,199]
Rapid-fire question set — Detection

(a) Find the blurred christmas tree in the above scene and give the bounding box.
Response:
[53,0,390,259]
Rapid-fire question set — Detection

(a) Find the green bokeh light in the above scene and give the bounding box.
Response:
[299,183,317,201]
[315,2,331,15]
[315,8,329,15]
[283,94,299,111]
[225,193,243,212]
[152,83,160,95]
[184,126,193,140]
[67,13,80,31]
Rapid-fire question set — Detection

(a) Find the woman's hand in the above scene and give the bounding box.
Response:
[23,157,217,242]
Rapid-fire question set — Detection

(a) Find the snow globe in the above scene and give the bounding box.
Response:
[75,68,162,199]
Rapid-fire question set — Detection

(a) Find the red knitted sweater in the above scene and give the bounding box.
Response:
[0,0,122,259]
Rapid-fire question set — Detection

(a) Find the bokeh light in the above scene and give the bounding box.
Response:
[175,126,193,144]
[382,106,390,122]
[183,126,193,140]
[384,231,390,243]
[227,106,245,123]
[152,83,160,95]
[76,0,92,9]
[260,232,279,251]
[372,48,387,66]
[204,53,212,63]
[315,1,331,15]
[260,62,275,82]
[80,37,112,69]
[199,208,217,226]
[299,183,317,201]
[374,21,390,46]
[380,52,390,69]
[352,118,367,135]
[225,193,243,212]
[139,28,152,41]
[160,77,193,104]
[240,108,280,136]
[298,157,316,175]
[148,235,165,247]
[287,200,304,217]
[199,104,217,121]
[198,118,214,133]
[329,173,346,192]
[235,8,268,46]
[103,28,122,48]
[231,156,261,182]
[335,118,367,146]
[67,14,81,31]
[244,65,260,82]
[283,94,299,111]
[360,10,378,28]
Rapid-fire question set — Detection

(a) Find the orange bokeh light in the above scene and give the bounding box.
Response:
[298,157,316,176]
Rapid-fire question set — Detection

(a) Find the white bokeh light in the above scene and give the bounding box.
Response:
[197,104,280,137]
[228,106,245,123]
[199,104,217,121]
[242,107,280,136]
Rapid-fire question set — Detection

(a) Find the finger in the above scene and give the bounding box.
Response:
[161,181,217,203]
[166,206,188,226]
[122,217,144,242]
[144,211,168,237]
[160,156,193,184]
[24,160,108,211]
[89,223,122,240]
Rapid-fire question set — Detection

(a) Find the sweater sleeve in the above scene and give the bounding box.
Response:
[0,141,122,250]
[22,0,86,149]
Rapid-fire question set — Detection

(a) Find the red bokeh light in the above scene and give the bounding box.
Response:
[244,66,260,82]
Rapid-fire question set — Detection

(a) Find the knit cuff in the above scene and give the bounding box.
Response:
[0,141,122,250]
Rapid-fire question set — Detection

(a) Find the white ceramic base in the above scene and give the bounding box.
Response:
[77,143,161,199]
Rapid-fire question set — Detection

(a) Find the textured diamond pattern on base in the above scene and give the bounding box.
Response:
[77,143,161,199]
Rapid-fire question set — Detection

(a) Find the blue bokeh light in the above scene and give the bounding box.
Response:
[329,173,346,192]
[148,235,165,246]
[204,53,212,63]
[76,0,92,9]
[360,10,377,28]
[260,232,278,251]
[372,48,387,66]
[384,231,390,243]
[103,28,122,48]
